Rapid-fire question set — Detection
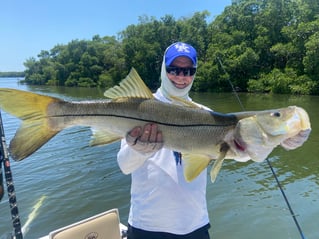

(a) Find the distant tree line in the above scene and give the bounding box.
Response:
[0,72,25,77]
[23,0,319,94]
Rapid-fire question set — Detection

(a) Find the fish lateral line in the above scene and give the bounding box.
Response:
[49,113,237,128]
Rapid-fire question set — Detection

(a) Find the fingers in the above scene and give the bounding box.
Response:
[140,124,159,143]
[129,126,142,138]
[126,123,163,153]
[281,129,311,150]
[156,131,163,144]
[129,124,161,143]
[126,126,141,146]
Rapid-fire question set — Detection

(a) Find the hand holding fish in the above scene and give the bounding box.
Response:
[126,123,163,153]
[281,129,311,150]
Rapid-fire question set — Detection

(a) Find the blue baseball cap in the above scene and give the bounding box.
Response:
[165,42,197,67]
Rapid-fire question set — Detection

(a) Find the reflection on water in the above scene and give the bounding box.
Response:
[0,78,318,239]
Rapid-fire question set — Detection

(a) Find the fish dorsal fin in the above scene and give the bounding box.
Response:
[169,95,202,108]
[183,153,212,182]
[104,68,154,99]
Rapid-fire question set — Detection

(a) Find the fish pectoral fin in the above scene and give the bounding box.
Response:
[10,121,59,161]
[104,68,154,99]
[90,130,122,146]
[210,157,225,183]
[210,143,230,183]
[183,153,212,182]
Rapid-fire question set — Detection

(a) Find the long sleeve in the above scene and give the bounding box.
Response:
[117,139,155,174]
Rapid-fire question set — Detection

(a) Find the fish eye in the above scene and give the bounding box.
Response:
[271,112,281,117]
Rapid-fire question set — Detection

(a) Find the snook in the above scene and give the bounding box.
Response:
[0,68,311,182]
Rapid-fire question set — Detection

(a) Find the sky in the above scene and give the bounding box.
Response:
[0,0,232,72]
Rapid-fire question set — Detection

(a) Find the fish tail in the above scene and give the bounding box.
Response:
[0,88,61,161]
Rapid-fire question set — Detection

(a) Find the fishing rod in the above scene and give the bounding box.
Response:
[0,110,23,239]
[0,158,4,200]
[216,57,307,239]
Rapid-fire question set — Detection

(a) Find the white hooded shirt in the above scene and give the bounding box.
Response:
[117,91,210,235]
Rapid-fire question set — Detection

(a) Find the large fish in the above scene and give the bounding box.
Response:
[0,68,311,182]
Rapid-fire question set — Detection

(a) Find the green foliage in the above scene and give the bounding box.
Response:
[23,0,319,95]
[24,36,127,88]
[247,68,317,94]
[0,72,25,77]
[303,31,319,78]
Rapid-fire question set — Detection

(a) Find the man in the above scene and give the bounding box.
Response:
[117,42,211,239]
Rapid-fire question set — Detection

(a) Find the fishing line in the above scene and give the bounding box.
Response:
[216,57,306,239]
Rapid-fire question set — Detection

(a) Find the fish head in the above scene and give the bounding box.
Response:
[254,106,309,138]
[230,106,311,162]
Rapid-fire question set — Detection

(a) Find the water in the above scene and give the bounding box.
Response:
[0,78,318,239]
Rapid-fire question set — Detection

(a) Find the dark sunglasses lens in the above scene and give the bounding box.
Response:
[166,67,196,76]
[166,67,178,75]
[184,68,196,76]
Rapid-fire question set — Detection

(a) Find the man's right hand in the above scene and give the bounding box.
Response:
[125,123,163,153]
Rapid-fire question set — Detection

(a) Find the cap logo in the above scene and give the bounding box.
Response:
[175,43,190,53]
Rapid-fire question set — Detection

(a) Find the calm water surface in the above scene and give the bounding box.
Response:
[0,78,318,239]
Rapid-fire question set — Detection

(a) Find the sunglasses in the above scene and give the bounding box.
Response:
[166,66,196,76]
